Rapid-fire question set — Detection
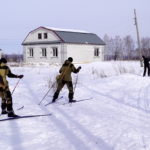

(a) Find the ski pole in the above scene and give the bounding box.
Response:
[11,79,21,95]
[39,63,71,105]
[39,62,72,105]
[38,81,56,105]
[73,74,78,94]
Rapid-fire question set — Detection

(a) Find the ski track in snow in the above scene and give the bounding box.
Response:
[22,76,113,150]
[1,63,150,150]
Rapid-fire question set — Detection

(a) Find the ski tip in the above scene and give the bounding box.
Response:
[45,102,53,106]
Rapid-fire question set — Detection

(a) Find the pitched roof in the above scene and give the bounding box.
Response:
[54,30,105,45]
[23,26,105,45]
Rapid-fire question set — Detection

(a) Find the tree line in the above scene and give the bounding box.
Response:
[2,54,23,62]
[103,34,150,60]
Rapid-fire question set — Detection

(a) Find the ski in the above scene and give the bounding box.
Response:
[74,97,93,102]
[62,97,93,105]
[44,96,63,106]
[0,113,52,121]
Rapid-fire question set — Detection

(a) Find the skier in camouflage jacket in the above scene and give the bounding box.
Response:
[52,57,81,103]
[0,58,23,117]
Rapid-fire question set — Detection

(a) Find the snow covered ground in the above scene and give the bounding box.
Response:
[1,61,150,150]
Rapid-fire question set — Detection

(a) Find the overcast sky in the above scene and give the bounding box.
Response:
[0,0,149,54]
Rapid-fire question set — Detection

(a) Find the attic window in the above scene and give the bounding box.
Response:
[94,48,99,57]
[44,33,48,39]
[38,33,42,39]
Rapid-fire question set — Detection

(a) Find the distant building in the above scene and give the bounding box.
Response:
[22,26,105,64]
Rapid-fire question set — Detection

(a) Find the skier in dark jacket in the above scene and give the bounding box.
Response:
[52,57,81,103]
[0,58,24,117]
[142,56,150,77]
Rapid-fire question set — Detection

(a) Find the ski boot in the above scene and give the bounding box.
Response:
[52,98,56,103]
[69,99,76,103]
[52,92,59,103]
[8,112,19,118]
[1,110,8,115]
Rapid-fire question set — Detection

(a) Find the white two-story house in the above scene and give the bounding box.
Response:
[22,26,105,64]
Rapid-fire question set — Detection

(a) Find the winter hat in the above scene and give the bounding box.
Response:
[0,58,7,63]
[68,57,73,62]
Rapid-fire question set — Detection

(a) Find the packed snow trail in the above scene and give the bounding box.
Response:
[22,70,114,150]
[1,63,150,150]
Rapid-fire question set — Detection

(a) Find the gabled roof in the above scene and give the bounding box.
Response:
[22,26,105,45]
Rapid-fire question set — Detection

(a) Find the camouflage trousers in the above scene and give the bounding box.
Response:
[0,87,13,112]
[53,80,74,100]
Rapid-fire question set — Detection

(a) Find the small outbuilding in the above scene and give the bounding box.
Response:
[22,26,105,64]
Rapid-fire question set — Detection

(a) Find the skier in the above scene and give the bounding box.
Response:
[52,57,81,103]
[142,56,150,77]
[0,58,24,117]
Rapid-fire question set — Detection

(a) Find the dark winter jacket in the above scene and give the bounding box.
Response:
[142,56,150,67]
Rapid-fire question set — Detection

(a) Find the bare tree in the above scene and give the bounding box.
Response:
[103,34,150,61]
[141,37,150,56]
[112,36,124,60]
[103,34,114,60]
[123,35,135,60]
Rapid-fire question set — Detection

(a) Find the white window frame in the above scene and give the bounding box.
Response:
[29,48,34,57]
[38,33,42,39]
[44,33,48,39]
[42,48,47,57]
[94,48,99,57]
[52,47,58,57]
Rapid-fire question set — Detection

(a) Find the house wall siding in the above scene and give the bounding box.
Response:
[66,44,104,63]
[24,29,60,43]
[23,44,63,63]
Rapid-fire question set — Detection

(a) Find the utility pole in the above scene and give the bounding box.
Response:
[134,9,143,66]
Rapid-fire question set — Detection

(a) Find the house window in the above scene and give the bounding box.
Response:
[44,33,48,39]
[38,33,42,39]
[29,48,34,57]
[42,48,47,57]
[94,48,99,57]
[52,47,58,57]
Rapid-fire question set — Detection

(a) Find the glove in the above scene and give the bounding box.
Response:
[18,75,24,79]
[78,66,81,70]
